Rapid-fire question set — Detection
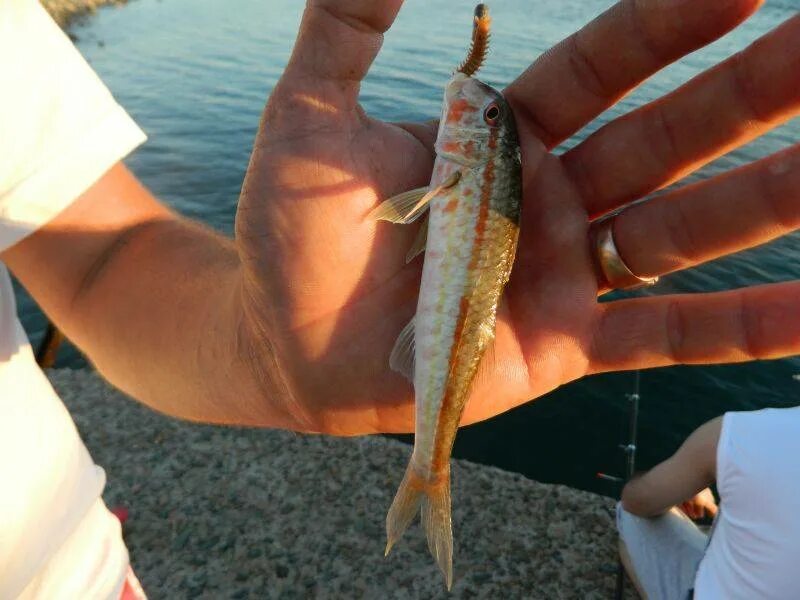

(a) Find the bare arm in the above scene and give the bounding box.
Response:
[2,164,286,427]
[4,0,800,436]
[621,417,723,517]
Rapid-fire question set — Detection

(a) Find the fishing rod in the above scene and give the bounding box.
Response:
[596,370,641,600]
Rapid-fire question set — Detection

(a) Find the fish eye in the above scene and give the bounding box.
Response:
[483,103,501,125]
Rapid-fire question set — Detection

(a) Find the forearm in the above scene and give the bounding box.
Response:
[4,165,287,426]
[622,417,722,517]
[621,462,697,517]
[63,218,264,424]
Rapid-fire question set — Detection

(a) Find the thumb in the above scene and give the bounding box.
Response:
[280,1,404,110]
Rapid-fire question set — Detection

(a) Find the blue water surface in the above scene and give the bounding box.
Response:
[15,0,799,495]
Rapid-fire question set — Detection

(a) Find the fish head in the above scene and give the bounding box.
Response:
[435,72,517,167]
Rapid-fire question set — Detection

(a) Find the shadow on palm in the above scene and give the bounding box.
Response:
[235,71,598,435]
[234,1,800,435]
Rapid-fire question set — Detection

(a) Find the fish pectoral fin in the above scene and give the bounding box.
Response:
[368,171,461,225]
[405,215,429,264]
[389,317,415,382]
[368,187,430,224]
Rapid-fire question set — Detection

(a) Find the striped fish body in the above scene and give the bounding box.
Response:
[384,72,521,588]
[413,161,520,475]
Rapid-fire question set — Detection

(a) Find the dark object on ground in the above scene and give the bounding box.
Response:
[35,322,64,368]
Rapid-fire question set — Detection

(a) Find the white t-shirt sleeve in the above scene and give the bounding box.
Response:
[0,0,147,254]
[0,1,146,597]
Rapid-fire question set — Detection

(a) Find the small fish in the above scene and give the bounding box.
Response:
[370,4,522,589]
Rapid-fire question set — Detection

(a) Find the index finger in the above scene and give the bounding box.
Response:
[505,0,763,148]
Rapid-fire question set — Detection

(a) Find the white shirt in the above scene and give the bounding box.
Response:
[695,406,800,599]
[0,1,146,597]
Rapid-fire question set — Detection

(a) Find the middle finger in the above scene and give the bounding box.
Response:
[563,15,800,218]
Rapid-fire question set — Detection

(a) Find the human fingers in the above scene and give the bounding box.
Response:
[682,489,717,519]
[680,501,700,519]
[278,0,404,110]
[596,144,800,289]
[564,15,800,218]
[504,0,762,148]
[589,282,800,373]
[696,488,718,517]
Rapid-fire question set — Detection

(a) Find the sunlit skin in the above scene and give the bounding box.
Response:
[235,0,800,436]
[9,1,798,436]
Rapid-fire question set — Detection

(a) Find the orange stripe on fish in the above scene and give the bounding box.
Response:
[446,98,477,123]
[430,125,498,474]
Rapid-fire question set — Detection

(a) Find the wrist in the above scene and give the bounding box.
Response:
[234,279,315,431]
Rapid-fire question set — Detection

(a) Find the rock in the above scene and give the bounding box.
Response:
[40,0,130,29]
[48,369,639,598]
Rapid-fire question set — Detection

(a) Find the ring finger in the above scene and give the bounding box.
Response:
[595,143,800,294]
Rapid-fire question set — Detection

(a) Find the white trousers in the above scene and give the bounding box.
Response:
[616,503,709,600]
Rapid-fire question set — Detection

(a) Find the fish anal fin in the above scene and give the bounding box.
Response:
[406,215,429,264]
[389,317,415,382]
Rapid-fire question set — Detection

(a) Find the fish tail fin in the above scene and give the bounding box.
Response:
[421,463,453,590]
[385,461,454,590]
[385,461,423,556]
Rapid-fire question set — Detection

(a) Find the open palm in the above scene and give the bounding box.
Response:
[235,0,800,435]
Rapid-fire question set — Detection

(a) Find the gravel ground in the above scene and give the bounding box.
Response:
[50,369,637,599]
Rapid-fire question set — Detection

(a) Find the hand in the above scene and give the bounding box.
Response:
[680,488,718,520]
[235,0,800,435]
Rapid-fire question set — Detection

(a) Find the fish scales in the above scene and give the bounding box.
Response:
[380,72,521,588]
[376,4,522,589]
[414,134,520,476]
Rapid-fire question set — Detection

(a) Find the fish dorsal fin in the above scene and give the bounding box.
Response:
[368,171,461,225]
[405,215,429,264]
[389,317,416,382]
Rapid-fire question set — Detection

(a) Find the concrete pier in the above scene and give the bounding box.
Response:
[50,369,636,598]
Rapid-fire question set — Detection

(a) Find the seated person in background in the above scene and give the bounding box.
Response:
[618,406,800,600]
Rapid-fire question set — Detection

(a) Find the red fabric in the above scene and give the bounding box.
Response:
[110,506,130,525]
[119,568,147,600]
